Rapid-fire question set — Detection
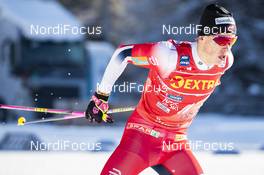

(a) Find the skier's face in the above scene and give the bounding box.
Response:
[200,33,237,65]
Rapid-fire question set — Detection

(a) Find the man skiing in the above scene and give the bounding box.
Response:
[85,4,237,175]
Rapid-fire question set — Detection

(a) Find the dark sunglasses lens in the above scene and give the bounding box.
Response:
[214,36,237,46]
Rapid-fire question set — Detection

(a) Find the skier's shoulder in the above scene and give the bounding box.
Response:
[156,40,176,50]
[167,39,192,49]
[118,40,176,52]
[156,39,191,50]
[151,40,178,74]
[152,40,179,57]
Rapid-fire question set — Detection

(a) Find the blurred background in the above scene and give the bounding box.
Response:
[0,0,263,175]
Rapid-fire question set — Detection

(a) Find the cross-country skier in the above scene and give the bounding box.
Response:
[85,4,237,175]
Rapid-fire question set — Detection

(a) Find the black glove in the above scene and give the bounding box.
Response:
[85,92,113,123]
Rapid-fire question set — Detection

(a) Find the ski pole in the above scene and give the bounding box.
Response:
[0,104,84,116]
[0,104,135,116]
[18,106,135,126]
[0,104,135,126]
[17,114,83,126]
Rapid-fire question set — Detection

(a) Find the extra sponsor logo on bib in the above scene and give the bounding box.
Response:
[169,75,220,91]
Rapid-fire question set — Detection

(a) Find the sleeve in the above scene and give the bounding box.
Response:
[97,41,177,94]
[128,43,158,68]
[128,41,177,72]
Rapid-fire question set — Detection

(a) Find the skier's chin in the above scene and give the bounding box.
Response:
[218,55,226,61]
[219,49,229,58]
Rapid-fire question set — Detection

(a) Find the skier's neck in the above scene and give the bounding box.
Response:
[196,41,213,66]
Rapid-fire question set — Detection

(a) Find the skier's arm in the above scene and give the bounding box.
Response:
[97,43,158,94]
[98,41,177,94]
[84,43,155,123]
[85,41,177,123]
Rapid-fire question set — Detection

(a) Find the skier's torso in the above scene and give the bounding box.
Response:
[135,40,233,131]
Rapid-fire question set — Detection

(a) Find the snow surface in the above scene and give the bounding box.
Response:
[1,113,264,151]
[1,113,264,174]
[0,151,263,175]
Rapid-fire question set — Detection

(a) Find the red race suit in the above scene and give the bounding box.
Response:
[99,40,233,175]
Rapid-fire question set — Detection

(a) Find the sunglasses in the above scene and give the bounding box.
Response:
[213,35,237,46]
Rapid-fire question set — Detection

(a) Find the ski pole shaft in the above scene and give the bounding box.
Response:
[0,104,135,126]
[18,106,135,126]
[20,114,83,125]
[0,104,135,116]
[0,104,83,116]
